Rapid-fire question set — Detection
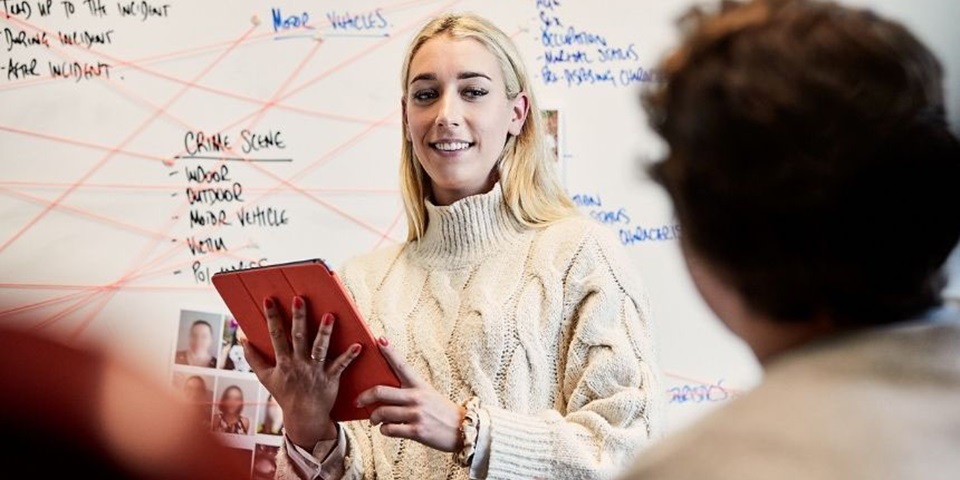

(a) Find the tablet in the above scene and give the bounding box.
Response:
[211,259,400,422]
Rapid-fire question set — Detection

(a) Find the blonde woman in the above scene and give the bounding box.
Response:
[243,13,663,479]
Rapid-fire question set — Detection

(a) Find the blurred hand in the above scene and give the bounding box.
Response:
[357,339,466,452]
[242,296,362,449]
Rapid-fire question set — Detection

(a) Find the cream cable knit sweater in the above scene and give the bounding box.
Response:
[277,184,663,479]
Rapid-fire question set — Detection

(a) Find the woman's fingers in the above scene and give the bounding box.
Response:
[325,343,362,380]
[357,385,415,408]
[290,296,308,358]
[310,313,335,364]
[262,297,292,361]
[369,405,419,426]
[377,337,424,388]
[239,337,271,383]
[378,422,421,441]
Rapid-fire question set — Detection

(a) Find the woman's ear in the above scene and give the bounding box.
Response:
[508,92,530,136]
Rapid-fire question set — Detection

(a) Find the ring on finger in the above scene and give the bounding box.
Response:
[311,351,326,362]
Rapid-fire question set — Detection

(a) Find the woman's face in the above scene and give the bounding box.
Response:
[183,377,206,400]
[222,387,243,414]
[405,35,528,205]
[188,323,212,353]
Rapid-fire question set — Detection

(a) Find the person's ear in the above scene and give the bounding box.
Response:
[508,92,530,137]
[401,97,411,142]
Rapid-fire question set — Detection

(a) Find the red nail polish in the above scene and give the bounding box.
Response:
[351,344,362,354]
[322,313,334,326]
[263,297,274,309]
[378,336,389,347]
[293,296,304,309]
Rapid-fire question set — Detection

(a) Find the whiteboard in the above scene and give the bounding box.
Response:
[2,0,959,448]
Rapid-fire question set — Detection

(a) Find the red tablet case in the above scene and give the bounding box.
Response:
[211,259,400,422]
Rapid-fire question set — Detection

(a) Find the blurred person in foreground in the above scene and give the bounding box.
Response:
[0,325,249,479]
[623,0,960,479]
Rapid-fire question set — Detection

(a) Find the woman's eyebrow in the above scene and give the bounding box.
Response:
[410,73,436,84]
[409,71,492,84]
[457,71,491,80]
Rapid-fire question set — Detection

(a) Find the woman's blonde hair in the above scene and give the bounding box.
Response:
[399,13,576,242]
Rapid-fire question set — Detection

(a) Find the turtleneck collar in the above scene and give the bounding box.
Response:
[410,182,525,268]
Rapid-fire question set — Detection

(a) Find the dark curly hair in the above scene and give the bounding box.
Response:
[644,0,960,326]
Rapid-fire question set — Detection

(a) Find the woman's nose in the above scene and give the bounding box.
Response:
[435,92,463,128]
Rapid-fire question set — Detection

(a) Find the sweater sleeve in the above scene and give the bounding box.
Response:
[482,230,664,479]
[275,428,344,479]
[275,424,368,479]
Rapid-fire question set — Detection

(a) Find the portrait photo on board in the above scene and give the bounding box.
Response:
[251,444,280,480]
[540,107,566,186]
[211,377,260,436]
[256,387,284,436]
[224,447,254,479]
[541,108,562,163]
[218,316,252,373]
[172,372,216,431]
[173,310,224,369]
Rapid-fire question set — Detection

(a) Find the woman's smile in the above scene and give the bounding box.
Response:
[429,138,476,158]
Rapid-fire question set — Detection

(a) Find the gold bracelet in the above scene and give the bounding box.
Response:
[456,397,481,467]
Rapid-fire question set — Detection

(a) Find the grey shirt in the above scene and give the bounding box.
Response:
[622,308,960,480]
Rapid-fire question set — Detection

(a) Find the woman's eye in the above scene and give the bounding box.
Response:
[463,88,488,98]
[412,90,437,102]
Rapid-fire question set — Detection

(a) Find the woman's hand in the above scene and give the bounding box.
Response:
[242,296,362,449]
[357,339,466,452]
